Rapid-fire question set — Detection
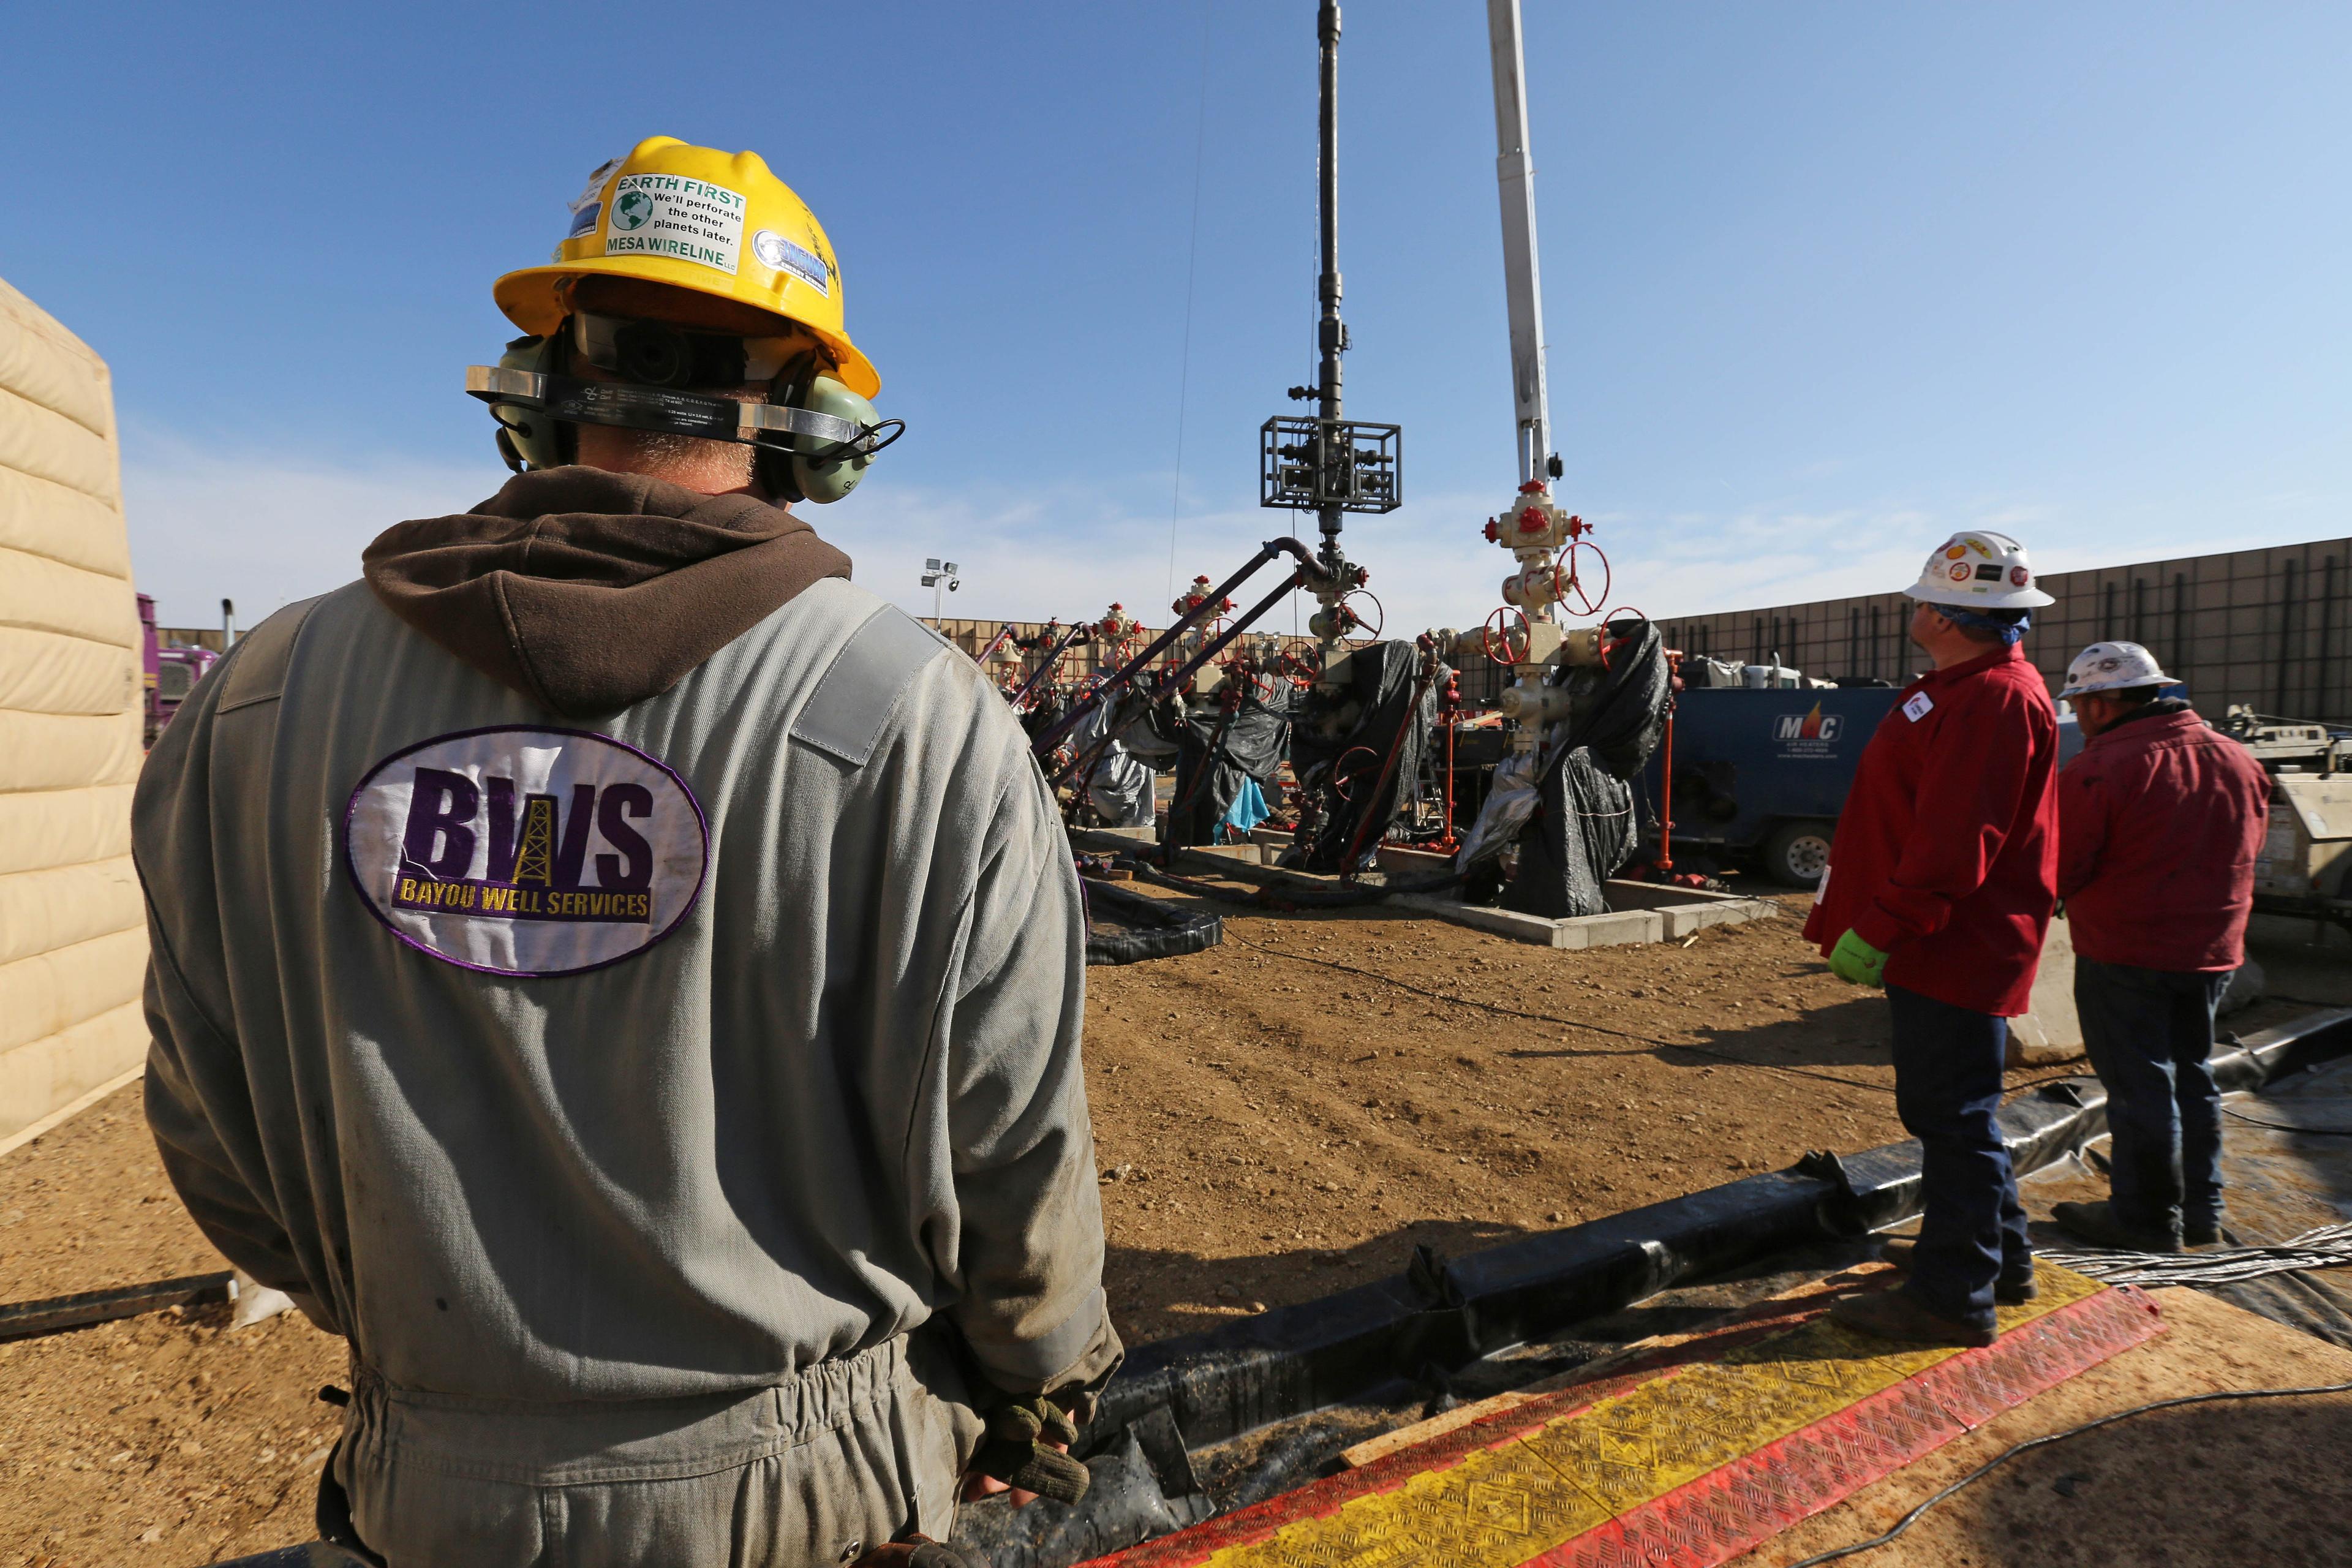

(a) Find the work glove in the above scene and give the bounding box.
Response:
[1827,928,1888,989]
[971,1394,1090,1504]
[850,1536,981,1568]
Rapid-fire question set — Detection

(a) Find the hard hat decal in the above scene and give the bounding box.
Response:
[753,230,829,296]
[1947,561,1971,581]
[2010,566,2030,587]
[343,726,709,979]
[565,156,624,239]
[603,173,747,276]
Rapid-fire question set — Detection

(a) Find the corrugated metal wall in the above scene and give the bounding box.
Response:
[0,276,151,1141]
[1655,539,2351,725]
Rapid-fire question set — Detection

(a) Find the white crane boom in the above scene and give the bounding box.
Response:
[1487,0,1551,484]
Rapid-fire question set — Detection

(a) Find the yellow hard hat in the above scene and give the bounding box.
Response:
[494,137,878,398]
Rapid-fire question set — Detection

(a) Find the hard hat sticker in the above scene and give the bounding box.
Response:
[343,726,709,978]
[752,229,829,296]
[603,173,747,276]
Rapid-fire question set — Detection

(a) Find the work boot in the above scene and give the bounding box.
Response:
[2184,1216,2223,1246]
[1875,1238,2037,1303]
[1828,1288,1996,1348]
[2049,1200,2180,1253]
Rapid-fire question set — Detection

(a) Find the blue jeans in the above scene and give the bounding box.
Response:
[1888,983,2031,1331]
[2075,958,2230,1240]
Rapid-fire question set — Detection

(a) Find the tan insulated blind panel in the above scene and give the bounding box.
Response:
[0,276,149,1140]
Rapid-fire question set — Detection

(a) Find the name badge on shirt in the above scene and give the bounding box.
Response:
[1902,692,1935,722]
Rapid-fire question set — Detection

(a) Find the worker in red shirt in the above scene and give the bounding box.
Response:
[2045,642,2272,1252]
[1807,530,2059,1348]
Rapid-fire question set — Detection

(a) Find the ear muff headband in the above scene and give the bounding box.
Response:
[466,318,901,502]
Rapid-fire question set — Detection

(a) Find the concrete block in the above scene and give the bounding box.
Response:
[1556,910,1665,949]
[1656,898,1777,939]
[2008,915,2084,1067]
[1392,895,1559,945]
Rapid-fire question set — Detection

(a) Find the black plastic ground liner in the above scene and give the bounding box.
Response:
[960,1008,2352,1566]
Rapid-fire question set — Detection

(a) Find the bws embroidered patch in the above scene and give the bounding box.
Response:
[344,726,708,978]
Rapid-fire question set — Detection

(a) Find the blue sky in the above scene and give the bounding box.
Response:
[9,2,2347,635]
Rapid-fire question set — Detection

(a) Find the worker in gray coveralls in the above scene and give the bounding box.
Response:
[135,137,1117,1567]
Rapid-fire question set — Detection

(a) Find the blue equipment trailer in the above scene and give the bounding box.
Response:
[1640,685,1902,886]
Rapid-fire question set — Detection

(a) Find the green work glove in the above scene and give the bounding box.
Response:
[972,1395,1090,1504]
[1828,928,1889,989]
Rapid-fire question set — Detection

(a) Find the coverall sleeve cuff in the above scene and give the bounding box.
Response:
[966,1285,1114,1394]
[1850,907,1907,954]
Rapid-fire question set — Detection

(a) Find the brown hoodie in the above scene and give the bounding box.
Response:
[362,467,852,717]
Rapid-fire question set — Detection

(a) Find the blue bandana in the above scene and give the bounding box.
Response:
[1937,605,2031,645]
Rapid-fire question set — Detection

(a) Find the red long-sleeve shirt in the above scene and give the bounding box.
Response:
[1804,641,2059,1016]
[2057,706,2271,971]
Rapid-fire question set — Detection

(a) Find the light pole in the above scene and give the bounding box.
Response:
[920,558,961,622]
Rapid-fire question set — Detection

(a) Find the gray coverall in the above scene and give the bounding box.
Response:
[135,577,1115,1566]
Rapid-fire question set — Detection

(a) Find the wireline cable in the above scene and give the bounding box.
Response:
[1164,0,1213,603]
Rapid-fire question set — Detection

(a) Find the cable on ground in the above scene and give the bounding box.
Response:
[1145,875,2097,1101]
[1216,925,1910,1097]
[1782,1377,2352,1566]
[2223,1106,2352,1136]
[2037,1221,2352,1287]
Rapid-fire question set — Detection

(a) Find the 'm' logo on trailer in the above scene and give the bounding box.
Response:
[1774,705,1842,742]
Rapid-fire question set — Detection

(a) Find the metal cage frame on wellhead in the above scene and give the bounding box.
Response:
[1258,416,1403,514]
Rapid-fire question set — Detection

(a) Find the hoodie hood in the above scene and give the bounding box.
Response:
[363,467,852,717]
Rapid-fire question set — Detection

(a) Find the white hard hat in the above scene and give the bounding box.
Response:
[1901,530,2055,609]
[2060,641,2172,698]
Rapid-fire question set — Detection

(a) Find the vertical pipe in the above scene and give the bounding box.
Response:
[2277,557,2299,715]
[2172,572,2187,685]
[2132,576,2146,647]
[1315,2,1345,575]
[2103,580,2117,641]
[1657,666,1677,873]
[2320,557,2339,725]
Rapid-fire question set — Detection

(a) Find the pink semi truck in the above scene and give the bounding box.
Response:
[138,592,222,748]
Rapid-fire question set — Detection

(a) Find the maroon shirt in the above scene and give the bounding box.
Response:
[1804,641,2059,1016]
[2057,705,2271,971]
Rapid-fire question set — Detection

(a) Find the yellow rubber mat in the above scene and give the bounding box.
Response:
[1101,1263,2157,1568]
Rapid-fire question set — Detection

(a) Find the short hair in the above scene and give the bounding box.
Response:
[2106,683,2165,706]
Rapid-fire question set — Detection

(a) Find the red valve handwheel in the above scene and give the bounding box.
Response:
[1331,745,1379,802]
[1558,541,1611,617]
[1482,606,1532,667]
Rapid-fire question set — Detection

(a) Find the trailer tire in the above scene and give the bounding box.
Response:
[1762,820,1835,888]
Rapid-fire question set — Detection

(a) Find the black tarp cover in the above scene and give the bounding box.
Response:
[1166,690,1292,849]
[1502,621,1672,919]
[1082,877,1223,964]
[1285,642,1435,873]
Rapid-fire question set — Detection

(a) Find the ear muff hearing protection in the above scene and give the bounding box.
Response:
[466,317,901,503]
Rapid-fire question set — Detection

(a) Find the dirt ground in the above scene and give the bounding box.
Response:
[0,893,2155,1563]
[1084,891,2081,1342]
